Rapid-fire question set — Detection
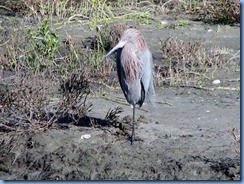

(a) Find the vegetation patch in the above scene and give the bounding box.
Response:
[154,37,239,87]
[203,0,240,24]
[160,0,240,24]
[24,19,59,72]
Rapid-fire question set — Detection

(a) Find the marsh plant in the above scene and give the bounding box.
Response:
[203,0,240,24]
[57,72,92,123]
[0,71,52,130]
[24,19,59,72]
[123,12,152,25]
[156,37,239,87]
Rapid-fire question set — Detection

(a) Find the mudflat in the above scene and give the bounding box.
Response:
[0,4,240,180]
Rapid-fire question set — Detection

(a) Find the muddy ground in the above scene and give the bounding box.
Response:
[0,9,240,180]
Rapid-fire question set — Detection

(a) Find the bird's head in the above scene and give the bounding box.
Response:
[105,39,127,57]
[105,28,146,58]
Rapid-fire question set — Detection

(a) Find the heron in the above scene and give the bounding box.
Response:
[105,28,155,145]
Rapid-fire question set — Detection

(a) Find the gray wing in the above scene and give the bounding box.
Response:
[139,49,155,106]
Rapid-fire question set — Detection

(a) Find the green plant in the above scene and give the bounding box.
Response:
[191,0,199,8]
[217,25,221,33]
[169,20,188,29]
[156,22,167,29]
[83,0,114,30]
[123,12,152,24]
[177,20,187,27]
[24,19,59,72]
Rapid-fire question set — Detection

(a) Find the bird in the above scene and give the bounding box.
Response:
[105,28,155,145]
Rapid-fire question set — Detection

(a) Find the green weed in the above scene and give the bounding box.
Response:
[123,12,152,24]
[178,20,187,27]
[156,22,167,29]
[24,19,59,72]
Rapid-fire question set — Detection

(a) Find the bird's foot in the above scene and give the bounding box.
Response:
[130,135,143,145]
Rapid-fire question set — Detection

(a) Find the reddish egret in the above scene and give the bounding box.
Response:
[105,28,155,145]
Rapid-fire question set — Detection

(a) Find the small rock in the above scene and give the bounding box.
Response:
[80,134,91,140]
[213,79,220,84]
[160,21,167,25]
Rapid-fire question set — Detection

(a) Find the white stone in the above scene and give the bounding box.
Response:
[213,79,220,84]
[81,134,91,140]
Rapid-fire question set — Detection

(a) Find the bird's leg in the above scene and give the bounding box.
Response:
[131,104,135,145]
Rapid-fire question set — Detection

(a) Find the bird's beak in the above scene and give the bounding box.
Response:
[105,40,126,57]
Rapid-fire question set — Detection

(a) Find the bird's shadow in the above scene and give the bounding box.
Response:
[54,107,133,142]
[56,106,124,128]
[56,113,113,127]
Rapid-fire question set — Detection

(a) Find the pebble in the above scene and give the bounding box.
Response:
[80,134,91,140]
[213,79,221,84]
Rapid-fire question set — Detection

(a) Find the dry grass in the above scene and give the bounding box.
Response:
[57,72,92,123]
[0,69,91,132]
[97,22,127,51]
[203,0,240,24]
[154,0,240,24]
[0,14,126,133]
[0,71,54,131]
[155,37,239,87]
[105,106,123,122]
[228,127,240,156]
